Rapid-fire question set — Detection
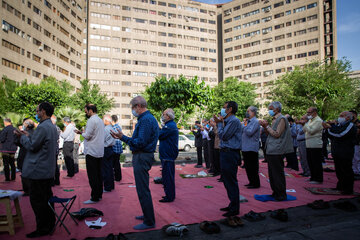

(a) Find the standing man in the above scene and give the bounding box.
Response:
[111,115,123,182]
[297,115,311,177]
[51,115,61,186]
[61,117,75,178]
[301,107,323,184]
[350,110,360,179]
[111,96,159,230]
[242,106,261,189]
[158,108,178,203]
[260,101,293,201]
[15,102,57,238]
[75,104,104,204]
[214,101,242,217]
[284,117,299,171]
[192,121,203,168]
[201,119,210,169]
[323,112,357,194]
[209,118,221,176]
[103,114,116,192]
[0,118,17,181]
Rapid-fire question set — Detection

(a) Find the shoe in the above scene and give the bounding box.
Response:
[243,211,266,222]
[307,200,330,210]
[199,221,221,234]
[270,209,288,222]
[194,165,203,168]
[133,223,155,230]
[26,230,50,238]
[162,223,189,237]
[222,211,239,217]
[159,199,173,203]
[135,215,144,220]
[212,172,220,177]
[83,199,99,204]
[309,181,322,184]
[220,216,244,228]
[220,207,230,212]
[247,186,260,189]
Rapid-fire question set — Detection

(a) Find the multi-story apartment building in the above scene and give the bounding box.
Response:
[1,0,85,88]
[86,0,219,131]
[1,0,336,130]
[220,0,336,100]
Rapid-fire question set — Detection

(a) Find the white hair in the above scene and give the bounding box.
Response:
[269,101,282,112]
[103,114,112,122]
[165,108,175,120]
[130,96,147,108]
[248,106,258,115]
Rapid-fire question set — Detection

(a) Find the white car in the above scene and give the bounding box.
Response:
[178,135,195,152]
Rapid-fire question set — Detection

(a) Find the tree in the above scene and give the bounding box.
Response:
[55,106,86,129]
[0,112,27,128]
[206,77,257,119]
[270,59,360,120]
[0,76,19,115]
[144,75,213,125]
[71,79,114,117]
[12,77,73,116]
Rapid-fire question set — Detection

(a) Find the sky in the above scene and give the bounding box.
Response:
[195,0,360,71]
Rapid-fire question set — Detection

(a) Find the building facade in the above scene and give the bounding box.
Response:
[1,0,337,130]
[1,0,85,87]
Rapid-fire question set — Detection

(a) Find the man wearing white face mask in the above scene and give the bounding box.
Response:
[322,112,357,194]
[61,117,75,178]
[301,107,323,184]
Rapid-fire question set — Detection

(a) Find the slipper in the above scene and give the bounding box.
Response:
[162,223,189,237]
[243,211,266,222]
[199,221,220,234]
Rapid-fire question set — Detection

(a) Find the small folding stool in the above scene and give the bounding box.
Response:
[48,195,78,235]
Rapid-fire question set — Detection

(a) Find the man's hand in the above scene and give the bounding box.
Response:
[322,122,331,129]
[14,129,29,137]
[110,129,123,139]
[259,120,269,128]
[213,114,223,123]
[299,119,307,125]
[74,129,82,134]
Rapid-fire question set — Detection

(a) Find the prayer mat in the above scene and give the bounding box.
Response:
[304,187,360,196]
[286,173,303,178]
[179,174,214,179]
[254,194,297,202]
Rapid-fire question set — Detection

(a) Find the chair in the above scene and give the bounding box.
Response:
[48,195,78,235]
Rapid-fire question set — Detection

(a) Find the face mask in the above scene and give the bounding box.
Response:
[161,115,166,123]
[337,117,346,125]
[132,109,139,117]
[245,112,250,118]
[307,115,313,120]
[220,108,227,118]
[195,126,199,129]
[206,124,210,128]
[35,114,41,122]
[268,110,275,117]
[22,125,26,131]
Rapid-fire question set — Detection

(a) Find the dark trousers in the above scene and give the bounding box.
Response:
[161,159,175,201]
[203,139,210,168]
[285,149,299,171]
[306,148,323,182]
[63,142,75,177]
[113,153,122,181]
[53,154,60,185]
[196,146,203,165]
[220,150,240,213]
[102,147,114,191]
[29,178,55,233]
[133,153,155,226]
[213,149,221,174]
[2,153,16,181]
[85,155,103,201]
[208,139,215,171]
[333,153,354,193]
[21,176,30,194]
[243,151,260,187]
[267,155,287,200]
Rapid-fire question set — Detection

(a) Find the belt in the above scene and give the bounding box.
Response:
[132,151,153,154]
[220,148,240,152]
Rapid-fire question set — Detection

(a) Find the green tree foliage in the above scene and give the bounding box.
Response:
[55,106,86,129]
[0,76,19,115]
[144,75,213,124]
[270,59,360,120]
[0,112,27,128]
[71,79,114,117]
[12,77,73,116]
[206,77,257,119]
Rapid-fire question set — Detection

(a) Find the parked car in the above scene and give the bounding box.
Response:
[178,135,195,152]
[185,134,195,141]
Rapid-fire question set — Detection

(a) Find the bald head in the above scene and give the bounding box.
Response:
[162,108,175,123]
[130,96,147,109]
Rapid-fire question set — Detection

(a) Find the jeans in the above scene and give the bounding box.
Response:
[133,152,155,226]
[220,150,240,213]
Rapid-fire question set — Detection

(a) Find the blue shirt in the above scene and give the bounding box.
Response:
[241,117,260,152]
[296,124,305,141]
[217,114,242,150]
[112,123,123,154]
[121,111,159,153]
[159,120,179,160]
[290,123,298,147]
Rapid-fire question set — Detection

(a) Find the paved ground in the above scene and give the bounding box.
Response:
[123,197,360,240]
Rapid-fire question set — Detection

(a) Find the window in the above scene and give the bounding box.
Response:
[274,12,284,19]
[276,57,285,62]
[295,52,307,58]
[294,18,306,24]
[274,2,284,8]
[308,26,318,32]
[275,46,285,51]
[294,6,306,13]
[307,3,317,9]
[274,24,284,30]
[308,50,318,56]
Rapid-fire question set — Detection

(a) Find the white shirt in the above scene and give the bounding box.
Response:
[60,123,75,142]
[82,114,104,158]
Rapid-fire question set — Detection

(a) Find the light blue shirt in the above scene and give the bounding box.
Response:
[217,114,242,150]
[82,114,104,158]
[104,124,115,148]
[241,117,260,152]
[296,124,306,141]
